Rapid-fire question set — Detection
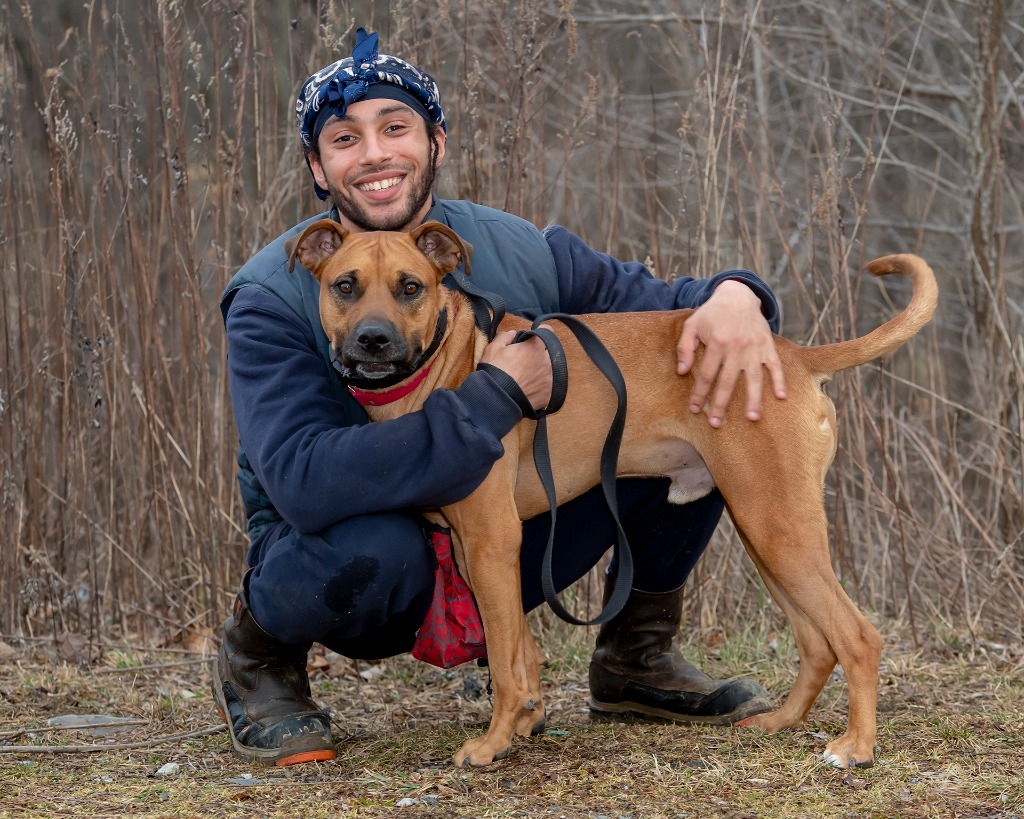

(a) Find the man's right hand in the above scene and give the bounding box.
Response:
[480,330,553,411]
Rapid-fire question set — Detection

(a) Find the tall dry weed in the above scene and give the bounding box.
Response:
[0,0,1020,647]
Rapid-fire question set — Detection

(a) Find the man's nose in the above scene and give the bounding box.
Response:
[360,131,392,165]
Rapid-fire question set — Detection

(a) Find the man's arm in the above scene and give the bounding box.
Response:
[226,287,526,534]
[543,226,785,425]
[542,225,780,327]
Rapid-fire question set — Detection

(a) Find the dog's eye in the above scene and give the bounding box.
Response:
[334,281,353,296]
[403,282,421,297]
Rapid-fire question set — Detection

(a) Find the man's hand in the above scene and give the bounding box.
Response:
[676,280,787,427]
[480,329,553,411]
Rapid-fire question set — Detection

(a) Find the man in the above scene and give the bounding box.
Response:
[215,28,787,766]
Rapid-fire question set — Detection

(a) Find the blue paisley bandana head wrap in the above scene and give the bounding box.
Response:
[296,27,446,200]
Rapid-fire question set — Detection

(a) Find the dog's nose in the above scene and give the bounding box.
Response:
[356,324,394,353]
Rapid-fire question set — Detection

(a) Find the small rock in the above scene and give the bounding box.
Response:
[422,795,440,806]
[462,675,484,700]
[154,762,180,777]
[226,775,286,785]
[396,797,418,807]
[0,641,16,662]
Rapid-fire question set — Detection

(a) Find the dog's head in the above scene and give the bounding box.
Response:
[285,220,472,383]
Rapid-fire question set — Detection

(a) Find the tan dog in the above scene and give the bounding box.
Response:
[286,220,938,770]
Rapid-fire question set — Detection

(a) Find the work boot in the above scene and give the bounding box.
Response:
[589,574,772,724]
[213,574,336,765]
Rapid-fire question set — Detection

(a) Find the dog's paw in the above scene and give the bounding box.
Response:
[822,749,875,769]
[822,734,876,769]
[733,710,793,732]
[454,736,511,767]
[513,701,546,738]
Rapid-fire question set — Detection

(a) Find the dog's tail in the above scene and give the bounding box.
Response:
[796,254,938,375]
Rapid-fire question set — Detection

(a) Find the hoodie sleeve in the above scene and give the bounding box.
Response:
[543,225,780,332]
[225,286,523,534]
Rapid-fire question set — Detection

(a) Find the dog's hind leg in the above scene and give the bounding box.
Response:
[733,536,838,728]
[446,480,545,767]
[721,485,881,769]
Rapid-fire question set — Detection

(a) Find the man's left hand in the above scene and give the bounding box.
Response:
[676,280,787,428]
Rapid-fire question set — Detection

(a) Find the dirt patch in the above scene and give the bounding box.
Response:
[1,623,1021,818]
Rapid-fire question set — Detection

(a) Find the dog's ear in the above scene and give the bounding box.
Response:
[410,221,474,277]
[285,219,349,280]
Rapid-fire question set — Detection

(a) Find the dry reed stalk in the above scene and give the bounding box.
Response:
[0,0,1020,648]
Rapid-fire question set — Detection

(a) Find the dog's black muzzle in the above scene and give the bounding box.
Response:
[333,309,448,390]
[337,321,411,381]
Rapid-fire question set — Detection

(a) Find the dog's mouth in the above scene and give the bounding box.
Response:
[333,349,417,384]
[351,360,404,379]
[333,356,409,382]
[331,311,445,390]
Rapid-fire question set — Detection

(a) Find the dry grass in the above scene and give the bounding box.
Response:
[1,621,1021,818]
[2,4,1020,811]
[1,0,1022,728]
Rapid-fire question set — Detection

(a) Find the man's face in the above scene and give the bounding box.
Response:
[308,98,446,233]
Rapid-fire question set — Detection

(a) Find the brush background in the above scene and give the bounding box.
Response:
[1,0,1020,648]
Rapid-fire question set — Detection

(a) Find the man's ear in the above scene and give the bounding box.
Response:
[285,219,349,280]
[410,221,473,276]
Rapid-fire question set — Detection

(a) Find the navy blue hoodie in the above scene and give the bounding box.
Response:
[222,199,779,539]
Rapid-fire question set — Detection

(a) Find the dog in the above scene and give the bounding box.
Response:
[285,219,937,770]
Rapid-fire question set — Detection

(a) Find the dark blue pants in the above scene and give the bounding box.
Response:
[246,478,724,659]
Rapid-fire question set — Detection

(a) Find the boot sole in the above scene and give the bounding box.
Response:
[212,676,336,766]
[589,695,773,726]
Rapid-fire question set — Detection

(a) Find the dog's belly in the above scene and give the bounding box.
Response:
[513,428,715,519]
[618,437,716,505]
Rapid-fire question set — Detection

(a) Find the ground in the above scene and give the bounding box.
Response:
[0,619,1021,818]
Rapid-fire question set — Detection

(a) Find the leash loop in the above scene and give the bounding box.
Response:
[519,313,634,627]
[506,327,568,419]
[442,259,635,626]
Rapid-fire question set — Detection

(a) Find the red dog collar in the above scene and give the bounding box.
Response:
[348,366,432,406]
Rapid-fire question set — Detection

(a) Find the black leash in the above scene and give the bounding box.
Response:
[443,257,506,342]
[440,265,633,626]
[478,313,633,626]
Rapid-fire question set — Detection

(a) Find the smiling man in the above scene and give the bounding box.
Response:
[214,28,785,766]
[309,102,442,232]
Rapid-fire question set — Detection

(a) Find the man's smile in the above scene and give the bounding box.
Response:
[354,173,407,201]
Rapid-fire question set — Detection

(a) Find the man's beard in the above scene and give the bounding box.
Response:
[327,136,440,232]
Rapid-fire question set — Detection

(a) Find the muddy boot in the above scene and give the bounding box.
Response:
[213,574,336,765]
[589,574,772,724]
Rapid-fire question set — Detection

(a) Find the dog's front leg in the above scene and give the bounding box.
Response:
[445,477,545,766]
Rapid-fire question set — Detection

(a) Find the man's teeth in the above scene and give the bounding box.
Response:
[359,177,401,191]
